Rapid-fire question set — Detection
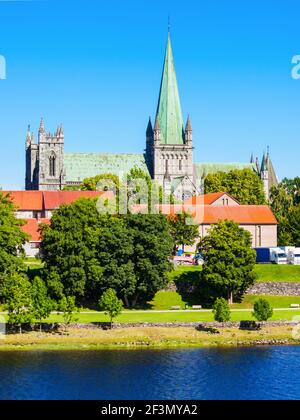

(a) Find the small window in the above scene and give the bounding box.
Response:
[257,226,262,247]
[49,155,56,177]
[179,160,182,171]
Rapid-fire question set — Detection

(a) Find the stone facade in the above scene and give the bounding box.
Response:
[26,119,66,191]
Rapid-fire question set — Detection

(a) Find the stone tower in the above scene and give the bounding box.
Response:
[25,118,66,190]
[259,149,278,200]
[25,125,39,190]
[145,32,195,200]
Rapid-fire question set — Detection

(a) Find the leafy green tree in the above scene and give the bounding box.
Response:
[40,198,106,299]
[58,295,78,327]
[80,173,120,193]
[286,204,300,246]
[127,166,174,211]
[31,276,53,332]
[270,180,300,246]
[168,212,199,254]
[99,288,123,328]
[0,193,28,300]
[204,169,266,205]
[122,214,174,307]
[281,177,300,205]
[4,274,33,334]
[212,297,231,322]
[198,220,257,304]
[252,298,273,322]
[40,198,173,308]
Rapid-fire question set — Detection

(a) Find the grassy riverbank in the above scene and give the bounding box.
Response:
[0,325,299,351]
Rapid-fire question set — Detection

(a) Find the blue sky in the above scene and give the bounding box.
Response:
[0,0,300,189]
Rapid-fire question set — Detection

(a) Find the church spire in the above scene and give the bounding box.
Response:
[39,117,45,134]
[156,32,184,145]
[26,124,31,146]
[146,117,153,136]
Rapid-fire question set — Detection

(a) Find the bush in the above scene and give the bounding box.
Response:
[99,288,123,328]
[212,298,231,322]
[252,298,273,322]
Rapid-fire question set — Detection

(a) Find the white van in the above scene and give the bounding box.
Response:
[270,247,288,264]
[289,248,300,265]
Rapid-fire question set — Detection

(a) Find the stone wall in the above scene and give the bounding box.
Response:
[246,282,300,296]
[166,281,300,297]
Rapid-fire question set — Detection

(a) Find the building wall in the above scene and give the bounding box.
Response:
[23,241,40,258]
[198,223,277,250]
[15,210,35,219]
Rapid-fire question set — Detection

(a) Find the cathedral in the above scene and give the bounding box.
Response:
[25,32,278,199]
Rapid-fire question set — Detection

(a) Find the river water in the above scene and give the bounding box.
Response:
[0,346,299,400]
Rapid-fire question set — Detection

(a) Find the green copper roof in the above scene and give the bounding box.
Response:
[64,153,149,182]
[156,33,185,145]
[194,162,256,179]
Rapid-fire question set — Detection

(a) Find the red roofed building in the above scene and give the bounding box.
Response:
[2,190,113,257]
[133,194,278,251]
[2,190,113,219]
[21,218,51,258]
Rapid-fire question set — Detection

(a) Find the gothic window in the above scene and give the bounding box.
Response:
[49,154,56,177]
[179,160,182,171]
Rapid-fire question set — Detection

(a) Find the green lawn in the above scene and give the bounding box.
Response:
[149,291,187,310]
[151,291,300,311]
[1,308,299,324]
[231,295,300,309]
[168,264,300,285]
[254,264,300,283]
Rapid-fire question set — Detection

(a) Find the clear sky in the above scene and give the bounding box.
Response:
[0,0,299,189]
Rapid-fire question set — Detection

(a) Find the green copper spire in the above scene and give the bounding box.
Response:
[156,33,185,145]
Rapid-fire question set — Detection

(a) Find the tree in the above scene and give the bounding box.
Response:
[253,298,273,322]
[58,296,78,327]
[198,220,257,304]
[270,180,300,246]
[80,173,120,193]
[127,166,174,211]
[122,214,174,307]
[168,212,199,254]
[204,169,266,205]
[280,177,300,205]
[40,198,107,299]
[31,276,53,332]
[99,288,123,328]
[40,198,173,308]
[0,192,28,300]
[212,298,231,322]
[286,204,300,246]
[4,274,33,334]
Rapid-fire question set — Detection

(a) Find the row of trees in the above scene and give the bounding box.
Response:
[0,188,259,328]
[270,177,300,246]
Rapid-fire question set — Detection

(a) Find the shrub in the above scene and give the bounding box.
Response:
[252,298,273,322]
[212,298,231,322]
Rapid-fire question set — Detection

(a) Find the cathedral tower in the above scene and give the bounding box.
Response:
[146,32,195,199]
[25,119,66,190]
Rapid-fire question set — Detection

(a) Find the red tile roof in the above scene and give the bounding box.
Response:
[21,218,51,242]
[43,191,113,210]
[198,205,277,225]
[185,192,239,205]
[133,204,278,225]
[3,191,43,211]
[2,190,114,211]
